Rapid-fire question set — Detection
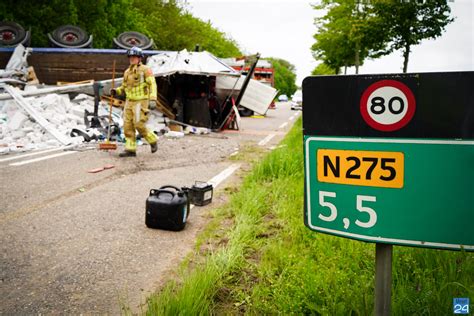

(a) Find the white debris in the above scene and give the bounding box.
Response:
[23,85,38,93]
[0,86,169,155]
[165,131,185,138]
[11,130,26,139]
[7,110,28,130]
[73,93,91,101]
[184,126,210,135]
[148,111,165,135]
[0,89,94,153]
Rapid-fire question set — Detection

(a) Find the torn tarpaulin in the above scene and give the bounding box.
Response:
[147,49,239,77]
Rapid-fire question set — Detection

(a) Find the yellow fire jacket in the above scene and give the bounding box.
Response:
[116,63,157,101]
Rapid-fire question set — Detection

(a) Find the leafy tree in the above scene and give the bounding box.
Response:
[312,0,454,75]
[0,0,142,47]
[0,0,241,57]
[266,57,297,97]
[118,0,242,56]
[372,0,454,73]
[311,24,349,74]
[75,0,146,48]
[312,62,337,75]
[312,0,388,74]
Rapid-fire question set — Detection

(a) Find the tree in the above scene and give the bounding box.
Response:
[312,62,337,75]
[122,0,242,56]
[75,0,145,48]
[0,0,142,47]
[372,0,454,73]
[266,58,297,98]
[0,0,241,57]
[311,24,349,74]
[312,0,389,74]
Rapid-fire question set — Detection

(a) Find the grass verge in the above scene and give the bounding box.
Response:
[144,118,473,315]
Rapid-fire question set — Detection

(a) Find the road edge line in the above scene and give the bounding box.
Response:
[208,164,240,188]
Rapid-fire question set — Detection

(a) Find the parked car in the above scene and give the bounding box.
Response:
[291,90,302,110]
[278,94,288,102]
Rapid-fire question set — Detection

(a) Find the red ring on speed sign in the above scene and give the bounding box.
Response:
[360,80,416,132]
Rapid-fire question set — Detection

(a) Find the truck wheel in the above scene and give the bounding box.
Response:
[50,25,90,47]
[0,21,27,46]
[113,31,153,50]
[239,108,254,117]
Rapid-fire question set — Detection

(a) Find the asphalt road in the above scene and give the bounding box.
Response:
[0,102,301,314]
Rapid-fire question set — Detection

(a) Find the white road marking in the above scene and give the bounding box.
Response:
[208,164,240,188]
[258,133,276,146]
[9,151,77,166]
[0,145,74,163]
[278,122,288,129]
[290,112,300,120]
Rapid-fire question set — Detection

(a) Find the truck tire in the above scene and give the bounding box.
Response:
[21,30,31,47]
[0,21,27,47]
[238,108,254,117]
[113,31,153,50]
[48,25,92,48]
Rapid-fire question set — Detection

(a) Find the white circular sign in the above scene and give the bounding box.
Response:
[360,80,416,132]
[366,86,408,125]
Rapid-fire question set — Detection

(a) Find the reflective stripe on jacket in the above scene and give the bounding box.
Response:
[116,63,157,101]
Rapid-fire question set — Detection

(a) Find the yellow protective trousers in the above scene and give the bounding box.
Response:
[123,99,157,152]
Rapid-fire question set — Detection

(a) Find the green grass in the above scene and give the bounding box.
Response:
[144,118,473,315]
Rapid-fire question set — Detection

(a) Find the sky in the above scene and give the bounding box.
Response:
[185,0,474,86]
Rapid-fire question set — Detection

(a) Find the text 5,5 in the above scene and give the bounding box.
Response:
[318,191,377,230]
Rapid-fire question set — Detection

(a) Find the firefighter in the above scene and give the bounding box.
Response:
[110,46,158,157]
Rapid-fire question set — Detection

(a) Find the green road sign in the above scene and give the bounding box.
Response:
[303,72,474,251]
[304,137,473,251]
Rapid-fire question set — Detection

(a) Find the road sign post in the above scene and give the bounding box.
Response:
[375,243,392,316]
[303,71,474,314]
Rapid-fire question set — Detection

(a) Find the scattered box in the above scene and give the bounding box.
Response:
[188,181,213,206]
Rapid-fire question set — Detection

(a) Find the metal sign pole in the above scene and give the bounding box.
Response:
[374,243,392,316]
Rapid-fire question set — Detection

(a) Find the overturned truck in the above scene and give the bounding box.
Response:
[0,47,277,131]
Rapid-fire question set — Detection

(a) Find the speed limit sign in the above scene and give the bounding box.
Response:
[360,80,416,132]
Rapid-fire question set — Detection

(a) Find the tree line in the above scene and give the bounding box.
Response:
[0,0,297,96]
[311,0,454,74]
[0,0,242,57]
[267,58,298,98]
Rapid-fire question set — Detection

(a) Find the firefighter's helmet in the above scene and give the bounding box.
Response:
[127,46,143,57]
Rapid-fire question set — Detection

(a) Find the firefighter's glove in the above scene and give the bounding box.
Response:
[110,88,117,96]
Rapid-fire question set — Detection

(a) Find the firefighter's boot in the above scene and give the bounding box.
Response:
[150,142,158,153]
[120,138,137,157]
[119,151,137,158]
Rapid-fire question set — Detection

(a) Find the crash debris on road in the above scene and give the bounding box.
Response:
[0,45,278,155]
[0,88,167,154]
